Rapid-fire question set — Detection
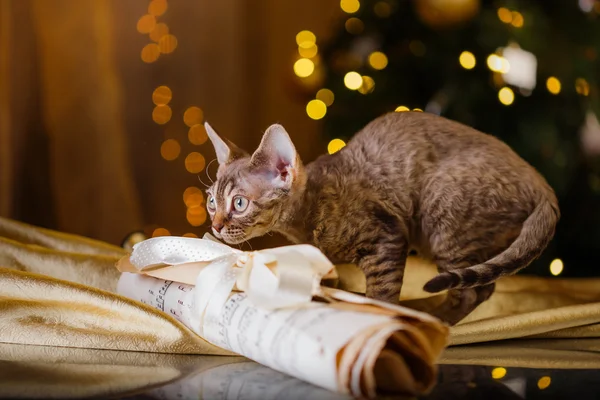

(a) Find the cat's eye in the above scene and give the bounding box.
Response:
[232,195,249,213]
[207,195,216,212]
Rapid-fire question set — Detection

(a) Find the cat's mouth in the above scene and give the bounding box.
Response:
[216,227,248,245]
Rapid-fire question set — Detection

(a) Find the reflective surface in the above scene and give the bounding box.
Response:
[2,342,600,399]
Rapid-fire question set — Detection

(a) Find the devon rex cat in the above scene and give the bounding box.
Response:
[203,112,559,325]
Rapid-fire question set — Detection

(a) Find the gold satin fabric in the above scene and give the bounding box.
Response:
[336,262,600,346]
[0,217,230,355]
[2,215,600,354]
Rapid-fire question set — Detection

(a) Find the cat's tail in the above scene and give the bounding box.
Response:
[423,197,560,293]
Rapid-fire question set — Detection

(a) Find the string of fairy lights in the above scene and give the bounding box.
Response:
[292,0,570,277]
[137,0,209,238]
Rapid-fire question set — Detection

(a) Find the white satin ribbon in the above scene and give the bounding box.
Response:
[128,233,335,340]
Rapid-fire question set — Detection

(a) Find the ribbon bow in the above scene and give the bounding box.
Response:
[121,234,337,338]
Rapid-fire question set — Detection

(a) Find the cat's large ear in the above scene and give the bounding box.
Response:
[250,124,299,187]
[205,122,248,165]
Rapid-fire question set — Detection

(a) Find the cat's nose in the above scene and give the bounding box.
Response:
[212,222,224,233]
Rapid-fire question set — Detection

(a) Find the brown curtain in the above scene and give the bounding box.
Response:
[0,0,341,246]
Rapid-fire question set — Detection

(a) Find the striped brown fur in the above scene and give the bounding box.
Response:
[204,112,559,325]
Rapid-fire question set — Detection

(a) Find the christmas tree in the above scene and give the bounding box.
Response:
[297,0,600,277]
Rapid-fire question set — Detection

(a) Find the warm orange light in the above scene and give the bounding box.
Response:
[328,139,346,154]
[158,34,178,54]
[298,44,318,58]
[152,105,172,124]
[185,152,206,173]
[160,139,181,161]
[141,43,161,63]
[182,233,198,238]
[497,7,512,23]
[374,1,392,18]
[576,78,590,96]
[148,0,168,17]
[306,100,327,120]
[183,186,203,207]
[183,106,204,127]
[511,11,524,27]
[188,124,208,145]
[341,0,360,14]
[187,207,207,226]
[368,51,388,70]
[149,22,169,43]
[345,18,364,34]
[358,76,375,94]
[137,15,156,34]
[152,85,172,106]
[152,227,170,237]
[316,88,335,106]
[546,77,561,94]
[296,30,316,48]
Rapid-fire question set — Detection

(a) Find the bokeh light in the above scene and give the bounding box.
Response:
[306,99,327,120]
[395,106,410,112]
[537,377,551,390]
[374,1,392,18]
[487,54,510,73]
[511,11,524,27]
[183,186,204,208]
[294,58,315,78]
[185,152,206,173]
[409,40,426,57]
[345,18,364,34]
[328,139,346,154]
[358,76,375,94]
[491,367,507,379]
[183,106,204,127]
[137,14,156,34]
[550,259,564,275]
[459,51,476,69]
[160,139,181,161]
[188,124,208,145]
[316,88,335,106]
[152,227,171,237]
[546,77,561,94]
[298,44,318,58]
[498,87,514,105]
[413,108,423,112]
[152,85,172,106]
[344,71,363,90]
[158,34,178,54]
[141,43,161,63]
[182,233,198,238]
[575,78,590,96]
[340,0,360,14]
[152,105,172,124]
[187,206,207,226]
[497,7,512,23]
[149,22,169,43]
[368,51,388,70]
[148,0,168,17]
[296,30,316,48]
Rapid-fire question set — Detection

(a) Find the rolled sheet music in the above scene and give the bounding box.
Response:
[116,235,448,398]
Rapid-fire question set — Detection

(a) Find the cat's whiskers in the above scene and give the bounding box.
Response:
[197,174,210,188]
[205,158,217,184]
